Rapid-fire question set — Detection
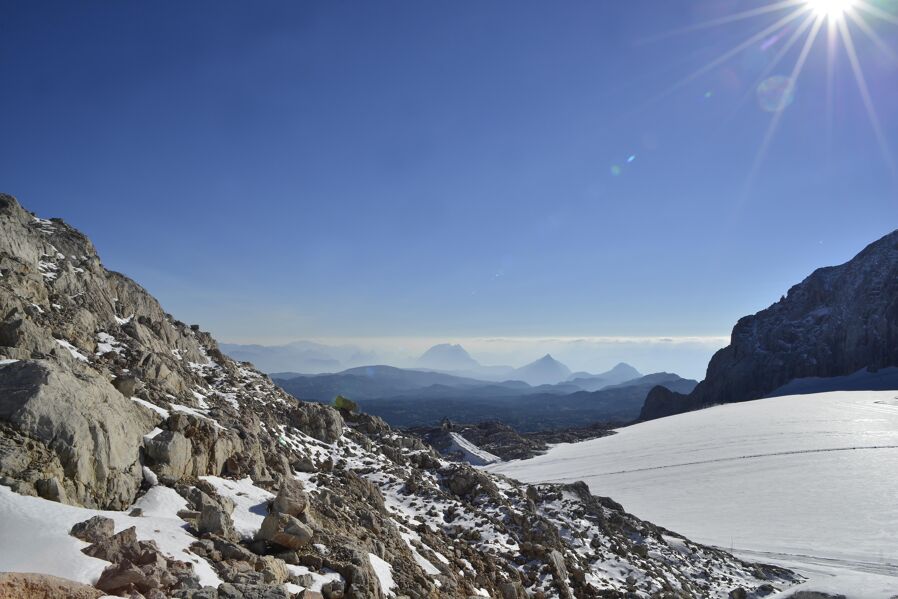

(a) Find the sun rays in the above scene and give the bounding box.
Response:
[654,0,898,182]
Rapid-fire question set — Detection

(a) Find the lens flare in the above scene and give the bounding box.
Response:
[757,75,797,112]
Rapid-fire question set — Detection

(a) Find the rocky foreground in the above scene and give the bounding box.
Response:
[407,420,616,463]
[0,194,801,598]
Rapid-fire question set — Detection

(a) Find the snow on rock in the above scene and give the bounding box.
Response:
[368,553,396,597]
[285,565,344,593]
[0,485,221,588]
[447,432,501,466]
[54,338,88,362]
[199,476,274,540]
[95,332,124,356]
[131,396,170,418]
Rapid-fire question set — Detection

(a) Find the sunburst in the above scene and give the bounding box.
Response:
[653,0,898,181]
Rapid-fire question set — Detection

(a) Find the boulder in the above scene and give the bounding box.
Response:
[256,512,313,550]
[272,477,308,517]
[287,403,343,444]
[197,503,237,539]
[112,375,139,397]
[0,360,157,509]
[70,515,115,544]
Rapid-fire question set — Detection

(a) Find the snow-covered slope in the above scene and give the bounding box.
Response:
[489,390,898,597]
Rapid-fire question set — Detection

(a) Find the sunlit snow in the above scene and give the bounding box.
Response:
[489,390,898,598]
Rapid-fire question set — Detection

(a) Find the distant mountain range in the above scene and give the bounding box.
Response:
[345,373,697,431]
[226,338,649,389]
[641,229,898,421]
[272,361,694,431]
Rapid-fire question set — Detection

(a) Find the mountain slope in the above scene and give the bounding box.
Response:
[568,362,642,390]
[512,354,572,386]
[642,229,898,420]
[0,194,797,597]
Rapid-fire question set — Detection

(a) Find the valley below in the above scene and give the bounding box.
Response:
[488,390,898,598]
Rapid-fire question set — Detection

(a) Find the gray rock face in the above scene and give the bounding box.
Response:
[642,229,898,420]
[0,360,156,508]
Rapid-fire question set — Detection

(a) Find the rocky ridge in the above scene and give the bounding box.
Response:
[0,193,800,598]
[409,420,616,462]
[641,230,898,421]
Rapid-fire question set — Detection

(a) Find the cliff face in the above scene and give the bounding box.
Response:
[0,194,797,598]
[642,230,898,421]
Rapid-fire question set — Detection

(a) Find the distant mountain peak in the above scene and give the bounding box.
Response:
[416,343,480,371]
[514,354,572,386]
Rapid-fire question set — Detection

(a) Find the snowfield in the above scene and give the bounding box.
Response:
[488,390,898,598]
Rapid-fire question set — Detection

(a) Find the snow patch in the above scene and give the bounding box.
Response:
[367,553,396,597]
[131,397,170,419]
[0,485,221,588]
[199,476,274,540]
[54,338,88,362]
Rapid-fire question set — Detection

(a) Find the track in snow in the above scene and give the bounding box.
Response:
[537,444,898,480]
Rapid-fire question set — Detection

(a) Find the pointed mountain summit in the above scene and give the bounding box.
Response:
[513,354,572,386]
[416,343,480,371]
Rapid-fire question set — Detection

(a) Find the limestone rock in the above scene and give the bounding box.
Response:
[0,360,157,509]
[272,476,308,517]
[256,512,313,550]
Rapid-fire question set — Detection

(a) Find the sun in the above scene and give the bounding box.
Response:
[806,0,857,19]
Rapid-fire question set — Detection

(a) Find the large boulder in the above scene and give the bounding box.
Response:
[256,512,313,550]
[272,477,308,517]
[0,360,158,509]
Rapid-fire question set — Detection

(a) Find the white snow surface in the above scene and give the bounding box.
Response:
[199,476,274,540]
[368,553,396,597]
[447,432,501,466]
[0,484,221,588]
[489,390,898,598]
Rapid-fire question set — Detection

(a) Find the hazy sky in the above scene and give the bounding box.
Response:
[1,1,896,376]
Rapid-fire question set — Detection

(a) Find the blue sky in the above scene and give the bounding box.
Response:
[1,1,896,375]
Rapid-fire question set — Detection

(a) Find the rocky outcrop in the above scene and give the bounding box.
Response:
[70,516,201,596]
[0,193,803,598]
[0,360,157,508]
[410,419,615,462]
[641,229,898,420]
